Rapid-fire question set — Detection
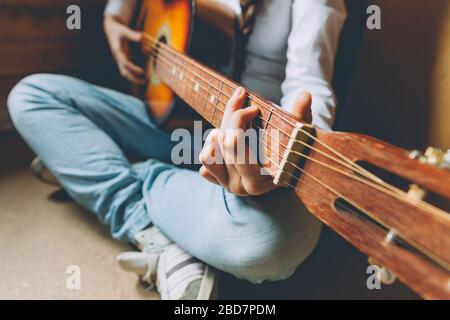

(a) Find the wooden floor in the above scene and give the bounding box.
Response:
[0,130,420,300]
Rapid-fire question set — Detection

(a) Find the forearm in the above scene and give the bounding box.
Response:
[103,0,145,84]
[281,0,347,131]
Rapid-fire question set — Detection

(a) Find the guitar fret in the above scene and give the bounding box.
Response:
[172,55,180,94]
[195,67,207,112]
[187,64,193,107]
[192,64,202,109]
[154,46,249,127]
[189,65,197,107]
[182,60,190,104]
[264,107,275,131]
[184,62,192,106]
[202,75,213,117]
[179,58,185,100]
[170,64,176,91]
[193,77,201,111]
[178,57,184,99]
[211,81,224,126]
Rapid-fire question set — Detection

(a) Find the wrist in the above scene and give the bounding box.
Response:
[104,0,136,26]
[104,15,124,25]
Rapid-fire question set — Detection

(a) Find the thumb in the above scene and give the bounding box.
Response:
[291,92,312,123]
[122,26,142,42]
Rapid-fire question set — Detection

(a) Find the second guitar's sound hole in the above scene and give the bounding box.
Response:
[153,35,168,67]
[159,35,168,44]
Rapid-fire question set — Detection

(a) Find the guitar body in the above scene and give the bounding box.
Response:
[135,0,238,127]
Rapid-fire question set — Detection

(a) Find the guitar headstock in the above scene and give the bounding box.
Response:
[409,147,450,170]
[293,129,450,299]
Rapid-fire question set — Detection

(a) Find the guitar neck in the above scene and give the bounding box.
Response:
[147,39,285,129]
[142,36,450,299]
[154,44,235,126]
[145,38,300,175]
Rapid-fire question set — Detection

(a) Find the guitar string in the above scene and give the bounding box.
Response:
[143,36,450,221]
[148,42,437,227]
[262,154,450,272]
[142,35,390,184]
[149,53,410,191]
[142,45,450,267]
[142,40,398,186]
[144,45,387,183]
[145,46,450,220]
[150,46,450,270]
[146,50,361,169]
[145,46,450,217]
[141,36,450,270]
[147,51,450,226]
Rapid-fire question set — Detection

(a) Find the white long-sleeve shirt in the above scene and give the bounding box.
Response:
[105,0,347,130]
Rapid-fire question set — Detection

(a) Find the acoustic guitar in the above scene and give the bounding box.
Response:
[134,0,450,299]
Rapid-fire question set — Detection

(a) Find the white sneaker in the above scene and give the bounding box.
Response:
[156,244,216,300]
[30,157,59,186]
[117,226,216,300]
[134,225,173,253]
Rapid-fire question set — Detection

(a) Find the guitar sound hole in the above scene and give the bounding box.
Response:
[152,35,168,67]
[158,35,168,44]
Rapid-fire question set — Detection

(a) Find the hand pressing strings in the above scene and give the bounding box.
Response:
[199,87,312,196]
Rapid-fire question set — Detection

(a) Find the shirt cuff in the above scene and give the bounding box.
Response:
[216,0,242,16]
[104,0,136,25]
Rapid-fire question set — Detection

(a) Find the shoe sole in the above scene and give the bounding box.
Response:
[197,265,216,300]
[30,158,60,186]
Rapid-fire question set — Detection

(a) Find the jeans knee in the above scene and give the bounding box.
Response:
[8,74,46,119]
[223,217,322,283]
[8,74,64,128]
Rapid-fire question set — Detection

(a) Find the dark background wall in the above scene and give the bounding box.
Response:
[0,0,125,128]
[334,0,450,151]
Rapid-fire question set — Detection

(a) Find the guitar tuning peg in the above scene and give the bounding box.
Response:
[410,147,450,170]
[408,149,426,163]
[407,184,426,203]
[377,266,397,285]
[368,257,397,285]
[442,149,450,170]
[424,147,450,170]
[408,149,422,159]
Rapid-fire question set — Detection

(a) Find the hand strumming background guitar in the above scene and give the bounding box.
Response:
[104,16,146,85]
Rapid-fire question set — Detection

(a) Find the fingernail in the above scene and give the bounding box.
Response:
[234,87,243,97]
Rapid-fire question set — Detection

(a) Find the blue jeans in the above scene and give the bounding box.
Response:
[7,74,321,283]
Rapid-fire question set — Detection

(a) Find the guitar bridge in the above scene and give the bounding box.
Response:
[273,123,314,186]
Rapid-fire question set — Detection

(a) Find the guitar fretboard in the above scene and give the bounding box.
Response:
[142,36,296,177]
[149,42,240,128]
